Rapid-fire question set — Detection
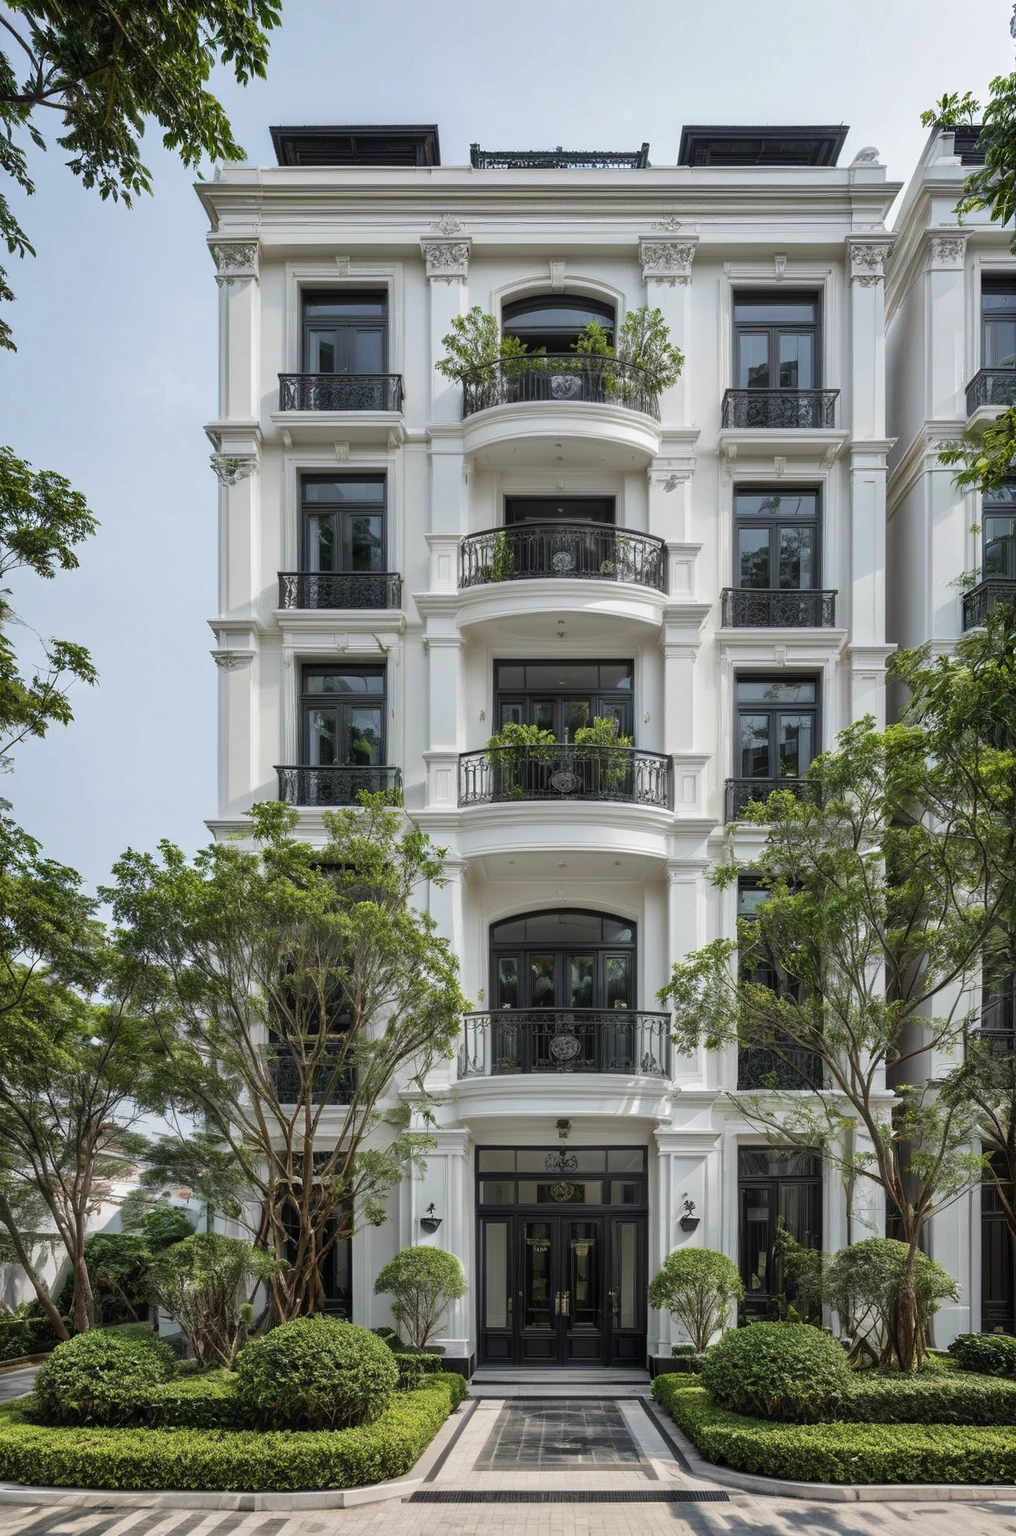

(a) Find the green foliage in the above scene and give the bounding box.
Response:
[435,309,536,380]
[139,1207,197,1249]
[0,1301,65,1360]
[949,1332,1016,1377]
[143,1369,247,1430]
[56,1233,150,1327]
[841,1371,1016,1425]
[486,721,557,750]
[374,1246,468,1349]
[0,1375,466,1491]
[614,306,684,395]
[699,1322,851,1423]
[648,1248,744,1352]
[490,528,515,582]
[653,1376,1016,1483]
[147,1234,283,1371]
[921,92,980,129]
[234,1317,398,1431]
[823,1240,960,1370]
[34,1328,172,1427]
[391,1350,443,1391]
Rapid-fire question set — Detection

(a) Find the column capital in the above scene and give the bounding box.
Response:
[421,235,471,283]
[639,234,699,286]
[210,452,259,486]
[846,236,894,287]
[209,239,260,286]
[926,230,968,272]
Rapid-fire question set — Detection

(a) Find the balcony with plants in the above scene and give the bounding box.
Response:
[459,522,666,593]
[459,718,672,811]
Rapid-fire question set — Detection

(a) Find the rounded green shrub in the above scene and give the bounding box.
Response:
[374,1246,467,1350]
[34,1328,173,1427]
[699,1322,850,1423]
[949,1332,1016,1377]
[234,1317,398,1430]
[648,1248,744,1352]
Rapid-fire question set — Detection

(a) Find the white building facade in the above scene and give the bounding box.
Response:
[200,124,901,1374]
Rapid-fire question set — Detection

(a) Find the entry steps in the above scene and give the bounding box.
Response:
[470,1365,651,1398]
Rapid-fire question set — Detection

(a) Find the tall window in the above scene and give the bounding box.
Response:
[494,660,633,740]
[489,910,636,1012]
[981,278,1016,369]
[984,485,1016,580]
[736,676,818,781]
[301,290,388,374]
[502,294,615,353]
[734,487,819,590]
[738,1147,822,1319]
[733,292,819,390]
[301,476,385,573]
[301,667,386,767]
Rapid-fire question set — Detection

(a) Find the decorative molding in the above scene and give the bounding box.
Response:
[774,253,787,282]
[848,240,893,287]
[549,259,566,291]
[650,216,683,233]
[927,232,968,271]
[210,241,259,286]
[211,649,254,670]
[432,214,463,236]
[210,453,258,486]
[421,237,471,282]
[851,145,881,165]
[639,235,698,286]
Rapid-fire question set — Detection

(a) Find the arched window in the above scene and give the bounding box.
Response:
[489,909,635,1011]
[501,294,615,354]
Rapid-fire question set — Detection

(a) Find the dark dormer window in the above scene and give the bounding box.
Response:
[502,295,615,354]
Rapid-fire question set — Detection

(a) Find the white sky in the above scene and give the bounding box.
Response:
[1,0,1010,888]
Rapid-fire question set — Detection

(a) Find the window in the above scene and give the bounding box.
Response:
[738,1147,822,1319]
[734,488,819,589]
[301,290,388,374]
[489,910,636,1012]
[494,660,634,741]
[981,278,1016,369]
[502,294,615,354]
[301,666,386,767]
[736,677,818,781]
[733,292,819,390]
[504,496,616,525]
[984,485,1016,580]
[301,476,385,573]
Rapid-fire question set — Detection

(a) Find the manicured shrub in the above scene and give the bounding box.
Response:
[143,1370,246,1429]
[374,1246,467,1349]
[949,1333,1016,1378]
[392,1350,442,1392]
[234,1316,397,1430]
[0,1375,467,1492]
[667,1350,708,1374]
[0,1303,66,1361]
[147,1233,284,1370]
[823,1238,959,1369]
[699,1322,850,1423]
[648,1249,744,1352]
[34,1329,172,1427]
[840,1370,1016,1425]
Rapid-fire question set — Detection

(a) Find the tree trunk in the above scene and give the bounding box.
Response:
[892,1239,924,1373]
[0,1192,70,1342]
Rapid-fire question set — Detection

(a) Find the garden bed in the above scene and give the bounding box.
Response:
[653,1375,1016,1485]
[0,1374,466,1492]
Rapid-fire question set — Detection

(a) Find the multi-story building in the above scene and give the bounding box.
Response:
[199,122,899,1374]
[888,122,1016,1343]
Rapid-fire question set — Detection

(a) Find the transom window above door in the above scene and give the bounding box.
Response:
[504,496,616,525]
[494,659,633,740]
[736,675,818,780]
[301,476,385,573]
[501,294,615,353]
[301,290,388,374]
[733,292,819,390]
[734,487,819,589]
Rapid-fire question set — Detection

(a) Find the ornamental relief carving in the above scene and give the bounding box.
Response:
[421,238,471,282]
[210,242,260,285]
[639,236,698,286]
[210,454,259,486]
[928,233,968,269]
[211,650,254,670]
[848,241,893,286]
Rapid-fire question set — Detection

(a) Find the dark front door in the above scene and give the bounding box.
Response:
[738,1146,822,1320]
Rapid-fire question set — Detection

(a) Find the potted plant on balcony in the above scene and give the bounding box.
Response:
[485,721,556,800]
[572,715,633,795]
[436,309,543,409]
[574,307,684,409]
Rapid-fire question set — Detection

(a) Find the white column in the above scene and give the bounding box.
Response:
[924,232,969,423]
[211,241,260,423]
[421,223,472,423]
[639,231,698,424]
[846,238,892,442]
[652,1131,722,1354]
[407,1130,472,1361]
[665,863,707,1085]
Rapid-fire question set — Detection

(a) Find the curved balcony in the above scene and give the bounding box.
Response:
[270,1047,354,1105]
[276,765,402,807]
[721,389,838,430]
[459,745,672,810]
[737,1045,824,1091]
[278,572,402,610]
[462,356,658,420]
[459,1009,672,1079]
[962,577,1016,630]
[725,776,808,822]
[720,588,836,628]
[460,523,666,593]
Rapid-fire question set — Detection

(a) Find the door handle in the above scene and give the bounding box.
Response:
[561,1290,570,1318]
[554,1290,560,1316]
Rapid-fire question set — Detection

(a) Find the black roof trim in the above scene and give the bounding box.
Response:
[270,125,440,167]
[951,124,985,166]
[677,125,848,168]
[470,144,650,170]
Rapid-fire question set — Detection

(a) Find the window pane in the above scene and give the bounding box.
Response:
[484,1223,510,1328]
[303,479,385,504]
[739,714,771,777]
[738,882,769,919]
[605,954,631,1009]
[307,514,336,572]
[984,514,1016,577]
[779,525,815,589]
[529,955,556,1008]
[607,1150,645,1172]
[481,1183,515,1208]
[308,331,337,372]
[347,708,382,764]
[982,283,1016,313]
[479,1149,516,1172]
[533,700,556,734]
[308,708,338,764]
[734,298,817,324]
[777,714,814,777]
[349,516,383,572]
[598,663,634,690]
[517,1149,606,1172]
[738,526,771,587]
[569,954,594,1008]
[778,332,814,389]
[495,664,526,690]
[617,1220,637,1327]
[736,490,817,518]
[737,332,770,389]
[524,911,603,943]
[985,319,1016,368]
[602,919,635,945]
[525,662,600,690]
[497,957,519,1009]
[352,328,385,372]
[740,1185,771,1292]
[736,678,817,704]
[523,1221,554,1327]
[306,671,383,695]
[611,1181,641,1207]
[567,1221,600,1329]
[304,292,387,318]
[498,701,524,728]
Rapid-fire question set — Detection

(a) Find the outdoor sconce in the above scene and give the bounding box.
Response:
[420,1202,442,1234]
[557,1118,571,1140]
[679,1195,700,1234]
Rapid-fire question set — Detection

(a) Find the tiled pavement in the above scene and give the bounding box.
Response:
[472,1400,642,1469]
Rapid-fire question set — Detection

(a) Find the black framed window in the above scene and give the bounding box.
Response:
[489,909,636,1012]
[984,484,1016,579]
[301,666,386,767]
[734,488,819,589]
[736,676,818,780]
[982,278,1016,369]
[733,292,819,390]
[738,1146,822,1318]
[502,294,615,353]
[301,290,388,374]
[504,496,616,525]
[494,660,633,741]
[301,476,385,573]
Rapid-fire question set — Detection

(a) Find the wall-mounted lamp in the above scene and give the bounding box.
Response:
[557,1118,571,1141]
[679,1194,700,1234]
[420,1202,442,1234]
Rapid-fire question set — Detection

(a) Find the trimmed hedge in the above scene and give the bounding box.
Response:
[35,1330,173,1427]
[841,1372,1016,1426]
[949,1334,1016,1379]
[0,1305,66,1362]
[143,1371,247,1430]
[0,1374,467,1492]
[699,1323,850,1423]
[392,1351,443,1392]
[235,1317,398,1430]
[653,1375,1016,1484]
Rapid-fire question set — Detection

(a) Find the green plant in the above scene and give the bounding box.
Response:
[234,1316,398,1430]
[615,307,684,396]
[34,1328,172,1427]
[374,1246,468,1350]
[699,1321,850,1423]
[648,1249,744,1352]
[485,721,557,800]
[840,1371,1016,1425]
[823,1239,960,1370]
[435,309,537,381]
[920,91,981,130]
[0,1303,67,1362]
[572,715,635,794]
[147,1233,284,1371]
[391,1350,443,1392]
[949,1332,1016,1377]
[142,1369,247,1429]
[490,529,515,582]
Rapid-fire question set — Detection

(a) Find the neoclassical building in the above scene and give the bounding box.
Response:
[200,123,902,1374]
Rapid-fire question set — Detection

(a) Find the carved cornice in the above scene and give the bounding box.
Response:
[847,239,894,287]
[210,454,259,486]
[421,236,471,282]
[210,241,260,286]
[211,649,255,670]
[927,231,969,271]
[639,234,698,286]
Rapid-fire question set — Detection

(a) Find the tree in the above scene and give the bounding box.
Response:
[147,1232,282,1369]
[106,795,468,1322]
[374,1246,468,1349]
[647,1248,744,1352]
[823,1239,959,1370]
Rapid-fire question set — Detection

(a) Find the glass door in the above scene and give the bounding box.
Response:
[519,1219,558,1363]
[563,1219,605,1363]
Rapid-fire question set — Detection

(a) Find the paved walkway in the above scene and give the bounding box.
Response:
[0,1368,38,1404]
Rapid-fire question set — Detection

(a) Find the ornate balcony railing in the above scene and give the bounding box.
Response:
[721,389,839,430]
[278,374,404,412]
[962,577,1016,630]
[460,523,666,592]
[721,588,837,628]
[459,745,672,809]
[737,1044,824,1091]
[459,1009,671,1078]
[469,143,650,170]
[269,1048,355,1104]
[275,765,402,806]
[460,355,659,420]
[725,777,809,822]
[278,572,402,610]
[965,368,1016,416]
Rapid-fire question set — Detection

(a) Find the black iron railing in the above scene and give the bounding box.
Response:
[737,1045,824,1090]
[721,588,837,628]
[278,374,404,412]
[962,577,1016,629]
[460,355,659,420]
[278,572,402,610]
[459,745,672,809]
[275,766,402,806]
[459,1009,671,1078]
[270,1048,355,1104]
[721,389,839,429]
[470,144,650,170]
[965,368,1016,416]
[460,523,666,591]
[725,777,809,822]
